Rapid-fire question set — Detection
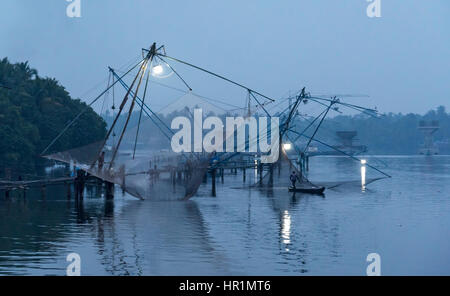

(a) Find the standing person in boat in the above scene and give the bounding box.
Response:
[290,171,300,189]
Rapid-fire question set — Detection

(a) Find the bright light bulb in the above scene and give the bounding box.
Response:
[152,65,163,76]
[361,159,367,164]
[283,143,292,150]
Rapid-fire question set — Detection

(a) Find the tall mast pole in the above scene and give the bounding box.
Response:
[108,43,157,169]
[91,43,156,169]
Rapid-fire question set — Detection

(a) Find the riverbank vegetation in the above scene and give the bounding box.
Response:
[0,58,106,177]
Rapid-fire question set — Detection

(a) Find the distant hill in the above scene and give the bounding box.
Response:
[0,58,107,176]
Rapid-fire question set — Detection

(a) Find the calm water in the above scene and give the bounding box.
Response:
[1,156,449,275]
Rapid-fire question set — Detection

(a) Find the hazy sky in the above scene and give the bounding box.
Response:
[1,0,449,115]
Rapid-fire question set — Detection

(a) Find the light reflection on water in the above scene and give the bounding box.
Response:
[361,164,366,192]
[281,210,291,246]
[0,156,449,275]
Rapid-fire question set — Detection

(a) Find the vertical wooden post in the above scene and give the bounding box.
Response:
[172,169,176,189]
[75,178,79,200]
[41,185,46,200]
[67,182,71,200]
[259,163,263,185]
[106,181,114,200]
[119,165,125,195]
[211,169,216,197]
[80,173,85,200]
[221,168,224,183]
[243,168,246,183]
[269,164,274,186]
[80,182,84,200]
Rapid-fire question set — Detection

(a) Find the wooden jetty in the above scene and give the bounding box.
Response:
[0,175,107,200]
[0,177,75,191]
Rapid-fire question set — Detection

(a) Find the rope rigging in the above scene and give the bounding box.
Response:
[41,42,391,188]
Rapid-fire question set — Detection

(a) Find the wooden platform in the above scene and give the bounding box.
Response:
[0,176,84,191]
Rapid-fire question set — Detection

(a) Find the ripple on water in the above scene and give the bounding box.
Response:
[0,156,449,275]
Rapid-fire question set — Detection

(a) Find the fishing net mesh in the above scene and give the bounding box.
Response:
[44,100,211,201]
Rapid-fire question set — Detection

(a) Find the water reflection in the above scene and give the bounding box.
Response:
[1,156,450,275]
[361,161,366,192]
[281,210,291,247]
[91,198,229,275]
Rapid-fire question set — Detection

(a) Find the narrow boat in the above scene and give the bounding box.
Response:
[288,186,325,195]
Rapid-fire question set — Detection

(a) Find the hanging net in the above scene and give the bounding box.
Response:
[43,115,211,201]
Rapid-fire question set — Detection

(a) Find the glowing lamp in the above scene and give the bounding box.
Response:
[283,143,292,151]
[151,65,164,76]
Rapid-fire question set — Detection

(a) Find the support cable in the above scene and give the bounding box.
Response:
[41,58,145,155]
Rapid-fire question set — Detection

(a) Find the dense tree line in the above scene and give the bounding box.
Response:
[301,105,450,154]
[0,58,107,175]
